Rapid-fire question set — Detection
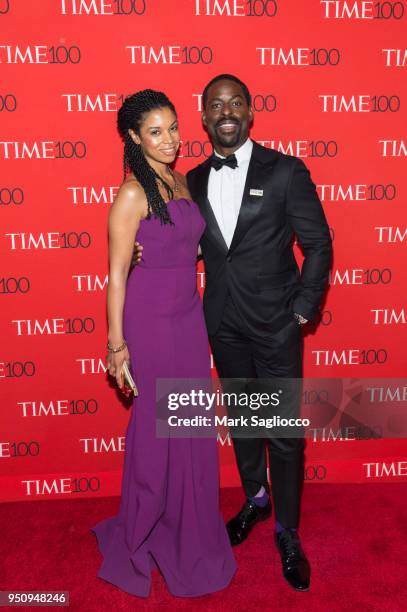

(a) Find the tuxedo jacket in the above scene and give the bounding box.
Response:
[186,141,333,336]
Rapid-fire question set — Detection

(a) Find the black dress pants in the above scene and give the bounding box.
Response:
[209,292,305,528]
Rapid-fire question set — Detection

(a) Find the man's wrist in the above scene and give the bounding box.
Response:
[293,312,308,325]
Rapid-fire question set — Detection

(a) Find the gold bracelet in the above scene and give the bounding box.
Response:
[107,340,127,353]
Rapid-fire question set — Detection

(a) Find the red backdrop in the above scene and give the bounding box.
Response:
[1,0,406,502]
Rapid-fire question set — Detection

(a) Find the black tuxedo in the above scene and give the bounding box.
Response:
[186,141,332,528]
[187,141,332,336]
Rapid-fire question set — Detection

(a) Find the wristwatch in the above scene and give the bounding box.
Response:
[294,312,308,325]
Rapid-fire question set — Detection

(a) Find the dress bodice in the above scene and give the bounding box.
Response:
[134,198,205,270]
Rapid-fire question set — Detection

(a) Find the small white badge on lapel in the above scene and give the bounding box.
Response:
[249,188,263,197]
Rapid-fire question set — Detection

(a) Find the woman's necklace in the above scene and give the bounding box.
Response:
[167,166,179,193]
[155,166,179,199]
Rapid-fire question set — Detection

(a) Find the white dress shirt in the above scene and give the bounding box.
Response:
[208,138,253,248]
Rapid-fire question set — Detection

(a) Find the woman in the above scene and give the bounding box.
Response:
[90,89,236,598]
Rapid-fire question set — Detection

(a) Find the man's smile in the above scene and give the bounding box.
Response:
[216,120,240,134]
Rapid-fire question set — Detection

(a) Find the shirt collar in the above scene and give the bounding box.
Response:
[213,138,253,164]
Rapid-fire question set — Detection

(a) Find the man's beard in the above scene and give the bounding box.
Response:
[213,123,242,148]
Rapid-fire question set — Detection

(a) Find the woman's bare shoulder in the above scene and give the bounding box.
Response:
[120,174,144,198]
[111,175,147,218]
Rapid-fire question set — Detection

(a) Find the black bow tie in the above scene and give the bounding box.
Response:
[210,153,238,171]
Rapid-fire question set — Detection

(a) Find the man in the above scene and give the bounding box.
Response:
[186,74,332,592]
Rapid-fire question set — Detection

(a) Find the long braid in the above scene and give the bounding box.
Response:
[118,89,176,225]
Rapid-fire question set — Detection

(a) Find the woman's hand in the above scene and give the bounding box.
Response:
[107,345,131,390]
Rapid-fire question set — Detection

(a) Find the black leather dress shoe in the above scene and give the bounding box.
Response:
[275,529,310,591]
[226,498,272,546]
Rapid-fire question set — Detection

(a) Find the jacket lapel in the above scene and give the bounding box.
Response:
[194,142,278,255]
[194,159,228,253]
[228,141,274,253]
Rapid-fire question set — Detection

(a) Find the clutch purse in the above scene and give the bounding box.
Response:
[121,361,138,397]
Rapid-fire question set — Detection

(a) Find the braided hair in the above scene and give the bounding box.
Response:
[117,89,177,225]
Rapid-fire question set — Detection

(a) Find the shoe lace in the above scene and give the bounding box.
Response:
[238,501,256,523]
[279,531,301,559]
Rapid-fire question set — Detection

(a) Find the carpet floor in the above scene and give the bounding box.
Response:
[1,484,407,612]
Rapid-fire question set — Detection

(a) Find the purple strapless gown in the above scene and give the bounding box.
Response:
[90,198,236,598]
